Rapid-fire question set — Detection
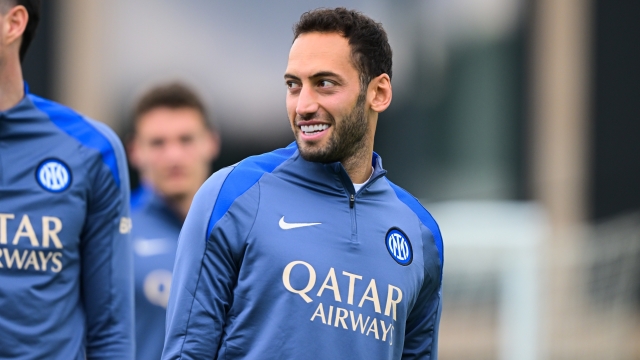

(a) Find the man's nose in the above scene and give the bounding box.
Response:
[164,141,184,161]
[295,86,319,118]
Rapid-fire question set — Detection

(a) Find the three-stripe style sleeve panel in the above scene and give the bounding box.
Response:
[163,166,256,359]
[80,119,134,359]
[386,180,443,360]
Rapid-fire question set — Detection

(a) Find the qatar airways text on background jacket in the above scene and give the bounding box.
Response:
[163,142,443,360]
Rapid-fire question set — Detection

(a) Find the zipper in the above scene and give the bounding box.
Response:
[347,171,387,242]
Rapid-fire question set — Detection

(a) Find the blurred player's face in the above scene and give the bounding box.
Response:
[130,107,219,200]
[285,32,370,163]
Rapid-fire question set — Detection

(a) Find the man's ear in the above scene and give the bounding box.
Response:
[3,5,28,47]
[368,73,392,113]
[127,137,143,169]
[204,129,221,163]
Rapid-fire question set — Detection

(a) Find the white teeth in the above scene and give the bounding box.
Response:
[300,124,329,134]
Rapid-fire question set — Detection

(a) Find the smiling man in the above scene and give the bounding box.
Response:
[163,8,443,360]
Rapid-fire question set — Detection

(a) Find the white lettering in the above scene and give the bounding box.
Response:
[3,248,29,269]
[51,252,63,272]
[366,318,380,339]
[0,214,15,244]
[381,320,394,344]
[358,279,381,313]
[317,267,341,302]
[334,307,348,329]
[23,251,40,271]
[327,305,334,325]
[384,285,403,321]
[349,311,371,334]
[42,217,63,249]
[342,271,362,305]
[310,303,326,324]
[38,251,53,271]
[282,261,316,303]
[11,215,39,247]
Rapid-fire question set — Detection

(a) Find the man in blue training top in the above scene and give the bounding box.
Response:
[163,7,443,360]
[0,1,134,359]
[127,82,220,360]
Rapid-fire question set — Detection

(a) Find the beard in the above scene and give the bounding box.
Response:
[295,91,368,164]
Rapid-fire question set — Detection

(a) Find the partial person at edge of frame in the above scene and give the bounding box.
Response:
[0,0,135,358]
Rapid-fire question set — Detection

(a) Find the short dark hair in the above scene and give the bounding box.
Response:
[293,7,392,88]
[1,0,41,61]
[133,82,213,132]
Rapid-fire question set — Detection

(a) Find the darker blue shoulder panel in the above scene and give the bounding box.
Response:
[130,186,150,212]
[206,142,298,238]
[29,94,121,187]
[386,179,443,267]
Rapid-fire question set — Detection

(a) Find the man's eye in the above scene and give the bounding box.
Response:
[150,139,164,148]
[286,81,300,89]
[318,80,334,88]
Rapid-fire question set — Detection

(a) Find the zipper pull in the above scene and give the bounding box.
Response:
[349,194,355,208]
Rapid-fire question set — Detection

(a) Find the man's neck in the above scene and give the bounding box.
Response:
[341,143,375,184]
[0,57,24,111]
[164,192,194,222]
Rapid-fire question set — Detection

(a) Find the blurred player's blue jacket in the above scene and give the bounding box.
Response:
[0,85,134,359]
[162,142,443,359]
[130,185,181,360]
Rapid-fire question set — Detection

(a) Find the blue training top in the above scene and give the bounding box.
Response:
[163,142,443,360]
[130,185,182,360]
[0,86,134,359]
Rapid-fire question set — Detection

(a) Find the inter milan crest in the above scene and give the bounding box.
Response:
[36,158,72,192]
[385,228,413,266]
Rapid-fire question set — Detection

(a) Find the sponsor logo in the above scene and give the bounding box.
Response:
[36,159,72,192]
[385,228,412,266]
[0,213,64,273]
[143,269,172,308]
[278,216,321,230]
[119,217,132,234]
[282,260,403,345]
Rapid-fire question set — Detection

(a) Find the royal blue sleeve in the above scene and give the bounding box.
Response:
[163,166,259,359]
[81,121,135,359]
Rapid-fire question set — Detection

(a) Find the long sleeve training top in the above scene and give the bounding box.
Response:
[163,142,443,360]
[0,86,134,359]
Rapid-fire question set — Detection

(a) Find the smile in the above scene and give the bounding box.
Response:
[300,124,330,135]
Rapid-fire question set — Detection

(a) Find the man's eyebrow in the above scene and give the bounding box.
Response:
[310,71,342,80]
[284,73,300,81]
[283,72,345,81]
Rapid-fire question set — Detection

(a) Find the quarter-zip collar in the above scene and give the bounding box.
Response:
[321,150,387,196]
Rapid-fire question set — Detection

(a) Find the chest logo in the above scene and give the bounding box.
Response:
[279,216,321,230]
[36,159,72,192]
[385,228,413,266]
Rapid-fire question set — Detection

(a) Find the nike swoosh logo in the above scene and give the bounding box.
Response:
[279,216,322,230]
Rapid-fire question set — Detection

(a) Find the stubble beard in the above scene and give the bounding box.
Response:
[296,91,368,164]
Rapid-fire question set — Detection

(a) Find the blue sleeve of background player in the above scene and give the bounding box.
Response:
[163,166,258,360]
[81,121,135,359]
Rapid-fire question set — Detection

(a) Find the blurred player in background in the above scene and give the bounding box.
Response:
[127,82,220,360]
[0,1,134,358]
[163,7,443,359]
